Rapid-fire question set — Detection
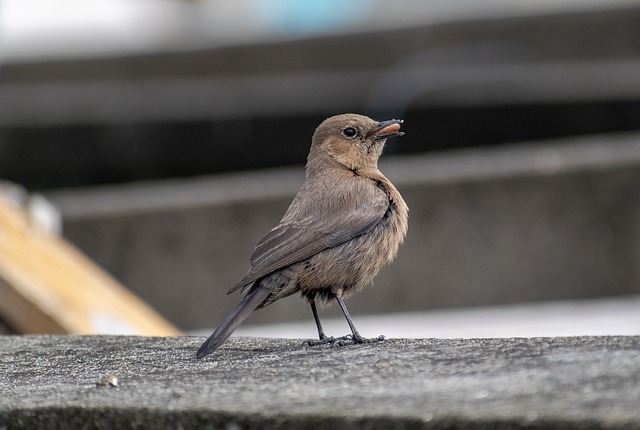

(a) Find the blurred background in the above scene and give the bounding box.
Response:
[1,0,640,338]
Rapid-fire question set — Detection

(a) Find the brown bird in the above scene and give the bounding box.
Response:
[196,113,408,359]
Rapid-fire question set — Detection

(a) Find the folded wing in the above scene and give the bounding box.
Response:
[228,184,389,294]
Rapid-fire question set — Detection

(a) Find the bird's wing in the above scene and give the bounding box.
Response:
[227,185,389,294]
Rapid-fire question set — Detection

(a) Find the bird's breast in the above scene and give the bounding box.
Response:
[298,180,408,299]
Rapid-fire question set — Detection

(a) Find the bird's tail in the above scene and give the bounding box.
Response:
[196,284,271,359]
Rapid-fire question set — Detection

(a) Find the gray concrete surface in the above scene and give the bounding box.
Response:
[1,335,639,429]
[45,133,640,331]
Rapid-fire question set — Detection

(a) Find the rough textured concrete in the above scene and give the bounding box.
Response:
[45,134,640,330]
[1,335,639,429]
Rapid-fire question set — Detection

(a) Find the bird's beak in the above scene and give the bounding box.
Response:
[367,119,405,140]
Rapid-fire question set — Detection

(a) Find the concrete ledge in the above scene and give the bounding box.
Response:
[1,335,640,429]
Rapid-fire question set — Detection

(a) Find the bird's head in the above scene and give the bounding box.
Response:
[308,113,404,172]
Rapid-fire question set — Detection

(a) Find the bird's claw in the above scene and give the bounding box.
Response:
[304,334,386,347]
[302,336,336,347]
[335,334,386,346]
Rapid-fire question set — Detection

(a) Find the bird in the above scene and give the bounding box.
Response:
[196,113,408,359]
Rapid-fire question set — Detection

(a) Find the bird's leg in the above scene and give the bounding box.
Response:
[303,295,384,347]
[303,298,335,346]
[310,299,327,340]
[334,296,385,345]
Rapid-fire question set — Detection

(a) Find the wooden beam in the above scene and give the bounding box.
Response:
[0,192,180,335]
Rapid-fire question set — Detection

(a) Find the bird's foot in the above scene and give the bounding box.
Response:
[303,334,385,347]
[333,334,386,346]
[302,335,336,347]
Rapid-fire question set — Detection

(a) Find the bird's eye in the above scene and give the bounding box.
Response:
[342,127,357,138]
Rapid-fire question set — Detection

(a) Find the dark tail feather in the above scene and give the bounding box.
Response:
[196,285,271,359]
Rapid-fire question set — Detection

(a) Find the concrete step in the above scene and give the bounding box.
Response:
[230,295,640,340]
[4,4,640,189]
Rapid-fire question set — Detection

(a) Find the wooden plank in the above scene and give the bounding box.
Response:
[0,193,180,335]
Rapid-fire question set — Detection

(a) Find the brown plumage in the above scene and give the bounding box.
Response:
[196,113,408,358]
